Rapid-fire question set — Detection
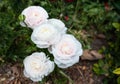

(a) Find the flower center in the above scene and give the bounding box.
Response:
[34,13,38,16]
[41,28,49,33]
[38,26,57,40]
[61,43,73,55]
[31,12,39,17]
[31,62,41,71]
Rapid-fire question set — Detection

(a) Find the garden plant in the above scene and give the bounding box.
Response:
[0,0,120,84]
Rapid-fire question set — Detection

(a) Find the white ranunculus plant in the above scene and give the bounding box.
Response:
[20,6,48,29]
[51,34,83,68]
[23,52,54,82]
[20,5,83,82]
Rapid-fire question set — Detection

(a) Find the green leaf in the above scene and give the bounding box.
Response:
[93,64,100,75]
[98,60,104,67]
[41,1,47,6]
[112,1,120,10]
[112,23,120,29]
[93,63,99,68]
[113,68,120,75]
[117,76,120,84]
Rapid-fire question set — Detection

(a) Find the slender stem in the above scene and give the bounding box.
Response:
[59,70,74,84]
[72,0,81,24]
[60,0,65,13]
[74,0,80,16]
[73,0,80,20]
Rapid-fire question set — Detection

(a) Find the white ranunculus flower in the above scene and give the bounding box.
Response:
[31,23,65,48]
[51,34,83,68]
[20,6,48,29]
[47,18,67,33]
[23,52,54,82]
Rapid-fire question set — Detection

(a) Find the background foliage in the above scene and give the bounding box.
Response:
[0,0,120,83]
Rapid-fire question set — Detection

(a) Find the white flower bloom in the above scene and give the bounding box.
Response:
[47,18,67,33]
[20,6,48,29]
[23,52,54,82]
[51,34,83,68]
[31,23,65,48]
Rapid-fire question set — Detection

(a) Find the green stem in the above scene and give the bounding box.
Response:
[59,70,74,84]
[74,0,80,16]
[72,0,81,24]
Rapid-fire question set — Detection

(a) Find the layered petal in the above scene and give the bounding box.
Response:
[23,52,54,82]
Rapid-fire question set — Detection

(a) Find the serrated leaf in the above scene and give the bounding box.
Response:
[113,68,120,75]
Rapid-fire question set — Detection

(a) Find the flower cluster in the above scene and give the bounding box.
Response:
[20,6,83,82]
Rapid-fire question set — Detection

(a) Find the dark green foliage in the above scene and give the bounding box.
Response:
[0,0,34,62]
[93,22,120,84]
[112,0,120,15]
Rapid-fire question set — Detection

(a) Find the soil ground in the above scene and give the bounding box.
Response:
[0,61,104,84]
